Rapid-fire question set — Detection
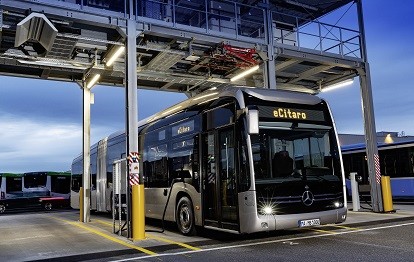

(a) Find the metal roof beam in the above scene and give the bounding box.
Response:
[287,65,333,84]
[276,46,361,68]
[275,59,299,71]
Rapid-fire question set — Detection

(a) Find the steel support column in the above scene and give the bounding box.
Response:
[264,1,276,89]
[82,82,91,222]
[358,64,383,212]
[125,18,139,238]
[356,0,383,212]
[264,50,276,89]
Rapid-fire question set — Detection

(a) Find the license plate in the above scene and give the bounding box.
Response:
[299,218,320,227]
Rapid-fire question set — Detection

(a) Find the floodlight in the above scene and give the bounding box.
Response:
[105,46,125,66]
[321,79,354,92]
[86,74,101,89]
[230,65,260,82]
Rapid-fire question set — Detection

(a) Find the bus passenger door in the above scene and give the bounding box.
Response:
[202,127,238,230]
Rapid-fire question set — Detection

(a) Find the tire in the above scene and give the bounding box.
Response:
[176,196,196,236]
[0,204,5,213]
[44,202,53,211]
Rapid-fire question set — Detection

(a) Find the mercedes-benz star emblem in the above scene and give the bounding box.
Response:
[302,190,314,206]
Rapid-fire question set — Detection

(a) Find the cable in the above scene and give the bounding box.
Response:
[359,194,373,211]
[145,178,181,233]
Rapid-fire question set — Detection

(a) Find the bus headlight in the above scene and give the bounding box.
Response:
[258,200,277,215]
[334,201,343,208]
[263,206,273,215]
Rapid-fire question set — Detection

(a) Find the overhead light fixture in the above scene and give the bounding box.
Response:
[105,46,125,66]
[86,74,100,89]
[321,79,354,92]
[230,65,260,82]
[185,54,200,61]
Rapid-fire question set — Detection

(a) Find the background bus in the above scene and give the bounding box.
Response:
[71,86,347,235]
[342,140,414,200]
[0,171,71,213]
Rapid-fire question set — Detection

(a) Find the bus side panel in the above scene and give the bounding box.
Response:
[238,191,269,233]
[391,177,414,199]
[145,184,201,225]
[71,191,80,209]
[90,190,97,210]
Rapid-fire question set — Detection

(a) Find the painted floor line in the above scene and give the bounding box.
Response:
[93,219,201,251]
[331,225,359,230]
[49,216,157,256]
[146,234,201,251]
[309,228,336,234]
[109,221,414,262]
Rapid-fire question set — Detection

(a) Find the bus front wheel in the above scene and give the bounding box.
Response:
[0,204,5,213]
[176,196,196,236]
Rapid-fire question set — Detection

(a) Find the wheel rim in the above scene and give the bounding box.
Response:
[178,204,192,233]
[45,203,52,210]
[0,205,5,213]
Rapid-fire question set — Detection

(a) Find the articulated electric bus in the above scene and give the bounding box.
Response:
[71,86,347,235]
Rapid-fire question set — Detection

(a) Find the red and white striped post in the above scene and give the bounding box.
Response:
[128,152,145,240]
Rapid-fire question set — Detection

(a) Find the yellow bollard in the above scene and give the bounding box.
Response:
[381,176,394,212]
[132,184,145,240]
[79,187,84,222]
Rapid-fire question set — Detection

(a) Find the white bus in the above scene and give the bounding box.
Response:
[71,86,347,235]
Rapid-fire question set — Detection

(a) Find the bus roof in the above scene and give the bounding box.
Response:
[23,171,71,176]
[137,86,323,128]
[0,173,23,177]
[341,139,414,153]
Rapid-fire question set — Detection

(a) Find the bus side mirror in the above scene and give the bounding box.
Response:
[247,107,259,135]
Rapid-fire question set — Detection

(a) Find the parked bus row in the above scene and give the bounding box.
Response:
[0,171,71,213]
[71,86,347,235]
[342,140,414,200]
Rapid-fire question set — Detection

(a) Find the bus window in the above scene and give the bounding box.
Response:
[6,177,22,193]
[71,175,82,193]
[410,151,414,174]
[169,138,193,185]
[219,128,236,221]
[52,176,71,194]
[238,129,250,192]
[24,173,47,188]
[144,144,168,187]
[205,103,235,130]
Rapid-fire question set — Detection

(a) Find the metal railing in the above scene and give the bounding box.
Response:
[135,0,265,40]
[27,0,360,59]
[272,11,361,59]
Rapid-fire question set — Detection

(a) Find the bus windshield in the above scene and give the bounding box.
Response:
[252,125,341,183]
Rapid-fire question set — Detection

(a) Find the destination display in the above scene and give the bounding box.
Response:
[258,106,326,122]
[172,120,195,137]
